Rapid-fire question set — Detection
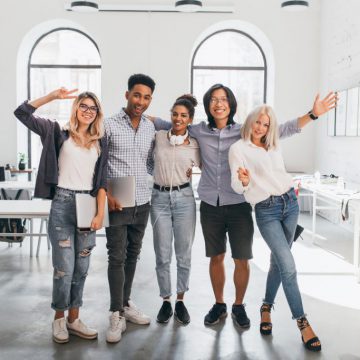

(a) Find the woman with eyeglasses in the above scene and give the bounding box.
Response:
[151,94,200,325]
[14,87,108,344]
[153,84,336,329]
[229,105,325,352]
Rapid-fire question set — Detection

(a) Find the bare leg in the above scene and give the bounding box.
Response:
[68,307,79,323]
[209,253,226,303]
[233,259,249,305]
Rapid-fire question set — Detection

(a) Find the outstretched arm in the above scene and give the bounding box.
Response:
[297,91,337,128]
[29,87,78,109]
[279,91,337,139]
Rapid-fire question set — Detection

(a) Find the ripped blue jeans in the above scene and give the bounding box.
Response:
[48,187,96,311]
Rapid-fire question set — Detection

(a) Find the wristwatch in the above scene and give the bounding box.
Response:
[308,110,318,120]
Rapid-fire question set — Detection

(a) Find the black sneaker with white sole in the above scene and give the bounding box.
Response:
[232,303,250,328]
[156,301,173,323]
[204,303,227,325]
[174,301,190,325]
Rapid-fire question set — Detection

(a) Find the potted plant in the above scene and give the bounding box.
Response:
[18,153,27,170]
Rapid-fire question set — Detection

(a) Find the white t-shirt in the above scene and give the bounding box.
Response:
[58,137,98,191]
[153,130,200,187]
[228,138,293,205]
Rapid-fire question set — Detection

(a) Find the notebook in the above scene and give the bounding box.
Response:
[75,194,110,229]
[108,176,136,208]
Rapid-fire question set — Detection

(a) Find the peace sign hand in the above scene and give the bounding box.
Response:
[49,87,78,101]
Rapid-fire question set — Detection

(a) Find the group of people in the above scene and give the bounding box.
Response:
[14,73,336,352]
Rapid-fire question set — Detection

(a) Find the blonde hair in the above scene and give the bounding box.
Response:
[67,92,104,151]
[240,104,279,149]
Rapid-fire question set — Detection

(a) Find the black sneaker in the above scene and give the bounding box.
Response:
[204,303,227,325]
[156,301,173,323]
[232,304,250,328]
[174,301,190,325]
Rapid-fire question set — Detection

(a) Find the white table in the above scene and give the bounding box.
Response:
[0,200,51,257]
[299,180,360,281]
[0,181,35,191]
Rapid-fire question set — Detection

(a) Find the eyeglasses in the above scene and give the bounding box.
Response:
[210,97,229,105]
[79,103,99,114]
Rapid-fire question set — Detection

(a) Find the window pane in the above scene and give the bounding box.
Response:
[31,30,101,65]
[193,31,264,67]
[193,69,264,124]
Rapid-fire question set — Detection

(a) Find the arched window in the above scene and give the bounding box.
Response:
[191,29,267,124]
[27,28,101,169]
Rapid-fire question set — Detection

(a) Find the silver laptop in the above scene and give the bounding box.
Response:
[75,194,110,229]
[108,176,136,208]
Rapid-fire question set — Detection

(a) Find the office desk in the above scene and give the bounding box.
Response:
[299,181,360,280]
[0,181,35,191]
[0,200,51,257]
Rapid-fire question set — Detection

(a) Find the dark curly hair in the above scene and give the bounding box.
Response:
[171,94,198,119]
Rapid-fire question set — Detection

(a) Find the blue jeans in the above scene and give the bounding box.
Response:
[255,188,305,319]
[48,187,96,311]
[150,187,196,298]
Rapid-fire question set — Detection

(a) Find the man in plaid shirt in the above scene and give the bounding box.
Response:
[104,74,155,343]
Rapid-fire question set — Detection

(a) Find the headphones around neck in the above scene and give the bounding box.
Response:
[168,129,189,146]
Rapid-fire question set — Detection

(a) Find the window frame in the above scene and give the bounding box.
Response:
[26,27,101,168]
[190,28,268,103]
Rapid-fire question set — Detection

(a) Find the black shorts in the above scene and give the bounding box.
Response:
[200,201,254,259]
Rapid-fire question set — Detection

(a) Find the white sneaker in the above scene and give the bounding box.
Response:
[106,311,126,343]
[124,300,151,325]
[66,318,98,340]
[52,318,69,344]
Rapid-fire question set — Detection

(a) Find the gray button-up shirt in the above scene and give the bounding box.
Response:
[105,109,155,206]
[154,118,300,206]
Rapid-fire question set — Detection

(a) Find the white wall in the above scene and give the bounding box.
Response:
[317,0,360,183]
[0,0,321,172]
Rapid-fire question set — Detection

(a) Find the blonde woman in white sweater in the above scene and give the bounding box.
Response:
[229,105,321,352]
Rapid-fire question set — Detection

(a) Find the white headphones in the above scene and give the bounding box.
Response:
[168,129,189,146]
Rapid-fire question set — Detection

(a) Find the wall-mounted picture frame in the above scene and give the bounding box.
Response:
[335,90,347,136]
[346,87,358,136]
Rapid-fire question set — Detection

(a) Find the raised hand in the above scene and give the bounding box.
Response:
[29,87,78,109]
[50,87,78,101]
[238,167,250,187]
[312,91,337,117]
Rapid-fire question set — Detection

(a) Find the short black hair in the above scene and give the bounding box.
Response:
[128,73,156,93]
[203,84,237,128]
[172,94,198,119]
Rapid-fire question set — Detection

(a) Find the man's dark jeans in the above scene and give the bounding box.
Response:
[106,203,150,312]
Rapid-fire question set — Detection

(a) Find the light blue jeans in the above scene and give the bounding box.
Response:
[48,187,96,311]
[150,186,196,298]
[255,188,305,319]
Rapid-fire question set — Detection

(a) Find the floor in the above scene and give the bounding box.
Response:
[0,208,360,360]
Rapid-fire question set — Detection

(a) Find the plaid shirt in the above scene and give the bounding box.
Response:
[104,108,155,206]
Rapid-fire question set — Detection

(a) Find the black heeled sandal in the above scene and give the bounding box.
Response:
[297,317,322,352]
[260,303,273,335]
